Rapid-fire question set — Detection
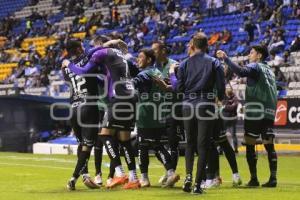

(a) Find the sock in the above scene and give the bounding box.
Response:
[108,160,115,178]
[246,144,257,180]
[138,144,149,174]
[100,135,122,168]
[207,141,219,180]
[141,173,149,181]
[120,140,136,171]
[129,170,138,181]
[72,149,91,179]
[264,144,277,180]
[115,165,125,177]
[94,135,103,175]
[167,169,175,177]
[77,144,88,174]
[170,146,179,170]
[220,140,239,174]
[154,144,173,171]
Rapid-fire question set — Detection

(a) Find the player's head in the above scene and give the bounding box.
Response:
[249,45,269,63]
[151,40,169,62]
[137,48,156,69]
[188,32,208,56]
[91,35,110,47]
[65,38,84,57]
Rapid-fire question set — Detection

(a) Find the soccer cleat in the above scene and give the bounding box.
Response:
[83,174,100,189]
[182,175,193,193]
[203,179,214,189]
[212,176,222,187]
[106,176,128,188]
[192,183,204,195]
[158,174,168,186]
[94,174,103,186]
[67,179,76,191]
[106,178,113,186]
[232,174,242,187]
[262,178,277,188]
[123,180,141,189]
[140,179,151,188]
[163,174,180,187]
[246,178,260,187]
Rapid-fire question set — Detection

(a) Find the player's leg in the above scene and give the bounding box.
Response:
[151,128,180,187]
[217,118,241,186]
[137,128,150,187]
[118,131,140,189]
[94,110,105,185]
[182,106,197,193]
[244,119,260,187]
[205,138,220,189]
[261,119,277,187]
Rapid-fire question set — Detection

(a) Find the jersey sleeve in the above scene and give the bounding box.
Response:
[68,49,108,75]
[224,57,259,79]
[213,59,225,100]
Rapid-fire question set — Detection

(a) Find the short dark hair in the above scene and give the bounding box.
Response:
[152,40,170,54]
[251,45,269,61]
[65,38,82,56]
[93,35,110,46]
[139,48,156,65]
[191,32,208,51]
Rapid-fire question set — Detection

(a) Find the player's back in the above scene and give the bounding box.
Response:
[62,54,99,107]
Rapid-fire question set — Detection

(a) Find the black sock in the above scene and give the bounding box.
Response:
[207,142,219,179]
[77,144,88,174]
[138,144,149,174]
[246,144,257,180]
[73,148,91,179]
[94,135,103,175]
[264,144,277,180]
[108,160,115,178]
[100,135,122,167]
[120,140,136,171]
[170,146,179,170]
[220,140,239,174]
[154,144,173,171]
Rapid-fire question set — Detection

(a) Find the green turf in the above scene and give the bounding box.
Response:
[0,152,299,200]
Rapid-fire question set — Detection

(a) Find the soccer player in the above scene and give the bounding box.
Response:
[63,41,140,189]
[152,41,183,185]
[217,45,278,187]
[132,48,180,188]
[169,32,225,194]
[62,39,101,191]
[205,100,242,188]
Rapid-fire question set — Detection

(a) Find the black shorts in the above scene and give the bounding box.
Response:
[137,128,166,145]
[70,104,99,147]
[244,118,275,140]
[165,104,185,144]
[212,117,227,143]
[102,98,136,131]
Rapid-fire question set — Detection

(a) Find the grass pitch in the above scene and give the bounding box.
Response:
[0,152,299,200]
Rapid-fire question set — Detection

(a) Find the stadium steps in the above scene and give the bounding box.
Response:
[14,0,60,19]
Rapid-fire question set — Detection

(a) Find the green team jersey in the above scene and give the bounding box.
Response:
[245,63,277,121]
[136,67,166,128]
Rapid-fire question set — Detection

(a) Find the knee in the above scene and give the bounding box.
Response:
[81,145,92,152]
[244,135,257,145]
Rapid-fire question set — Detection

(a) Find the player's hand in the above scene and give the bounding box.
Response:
[169,63,179,74]
[62,59,70,68]
[152,76,169,91]
[216,50,228,60]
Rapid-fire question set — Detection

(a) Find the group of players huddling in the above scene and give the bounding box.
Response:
[61,32,278,195]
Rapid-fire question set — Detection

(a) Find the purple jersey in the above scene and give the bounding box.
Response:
[68,48,135,99]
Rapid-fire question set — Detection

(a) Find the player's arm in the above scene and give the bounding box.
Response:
[213,58,225,101]
[67,49,108,75]
[216,50,259,79]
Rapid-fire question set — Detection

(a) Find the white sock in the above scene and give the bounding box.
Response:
[115,165,125,177]
[129,170,138,181]
[233,173,240,178]
[141,173,149,181]
[167,169,175,177]
[71,177,77,183]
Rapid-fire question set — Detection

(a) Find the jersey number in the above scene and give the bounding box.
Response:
[71,76,87,93]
